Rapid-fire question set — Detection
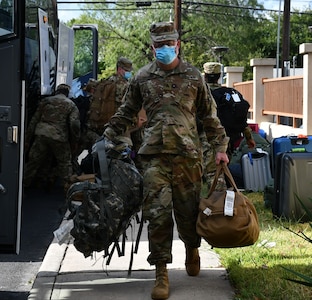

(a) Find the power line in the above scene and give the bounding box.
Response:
[57,1,312,14]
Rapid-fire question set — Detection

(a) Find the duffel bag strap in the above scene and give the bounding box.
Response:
[208,162,239,197]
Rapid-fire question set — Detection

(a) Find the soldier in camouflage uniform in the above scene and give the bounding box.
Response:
[199,63,227,192]
[202,62,255,191]
[24,84,80,193]
[72,58,135,175]
[107,57,133,108]
[106,57,145,152]
[80,58,133,149]
[104,22,229,300]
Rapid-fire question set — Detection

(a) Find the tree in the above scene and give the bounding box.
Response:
[66,1,312,80]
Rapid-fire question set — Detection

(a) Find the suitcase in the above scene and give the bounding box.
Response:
[273,152,312,222]
[242,150,272,192]
[263,178,275,209]
[228,163,244,189]
[271,135,312,176]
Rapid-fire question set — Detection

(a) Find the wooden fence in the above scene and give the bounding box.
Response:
[234,76,303,127]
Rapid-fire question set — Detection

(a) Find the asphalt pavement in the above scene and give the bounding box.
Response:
[0,185,65,300]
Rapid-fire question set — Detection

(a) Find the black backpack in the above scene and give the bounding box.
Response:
[66,138,143,262]
[211,87,250,140]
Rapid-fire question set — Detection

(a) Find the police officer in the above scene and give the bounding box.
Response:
[104,22,229,300]
[24,84,80,193]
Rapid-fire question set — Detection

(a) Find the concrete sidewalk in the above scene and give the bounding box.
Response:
[28,215,235,300]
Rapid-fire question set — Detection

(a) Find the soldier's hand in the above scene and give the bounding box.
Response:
[247,139,256,149]
[215,152,229,165]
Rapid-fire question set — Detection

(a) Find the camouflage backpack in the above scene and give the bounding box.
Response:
[66,138,143,259]
[88,79,116,134]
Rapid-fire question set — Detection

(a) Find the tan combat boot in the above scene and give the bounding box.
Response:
[185,247,200,276]
[151,263,169,300]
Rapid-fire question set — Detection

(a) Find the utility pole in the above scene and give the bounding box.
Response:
[276,0,282,77]
[282,0,291,76]
[174,0,181,37]
[174,0,182,53]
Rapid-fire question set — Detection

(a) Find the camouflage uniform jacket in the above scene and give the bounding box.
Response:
[26,94,81,143]
[108,60,229,158]
[209,82,221,91]
[107,74,130,109]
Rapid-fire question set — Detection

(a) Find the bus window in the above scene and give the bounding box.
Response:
[73,28,95,80]
[0,0,14,37]
[71,25,98,97]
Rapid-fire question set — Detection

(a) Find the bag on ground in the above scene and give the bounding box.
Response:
[263,177,275,209]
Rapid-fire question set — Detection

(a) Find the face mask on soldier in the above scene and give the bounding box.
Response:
[123,71,132,80]
[153,45,177,65]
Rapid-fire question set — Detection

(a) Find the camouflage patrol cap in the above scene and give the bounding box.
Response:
[83,78,98,92]
[117,57,133,71]
[56,84,71,93]
[203,62,222,74]
[150,22,179,42]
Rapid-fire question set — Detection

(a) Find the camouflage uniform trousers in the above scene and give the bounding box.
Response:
[24,135,73,190]
[141,154,202,265]
[199,131,227,193]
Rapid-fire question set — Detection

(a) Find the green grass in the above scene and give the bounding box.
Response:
[204,192,312,300]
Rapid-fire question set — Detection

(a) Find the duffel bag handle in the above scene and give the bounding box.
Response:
[208,162,239,197]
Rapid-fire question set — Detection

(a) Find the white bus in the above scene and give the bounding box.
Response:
[0,0,98,253]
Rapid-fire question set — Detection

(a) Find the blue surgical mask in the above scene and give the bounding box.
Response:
[124,71,132,80]
[154,45,177,65]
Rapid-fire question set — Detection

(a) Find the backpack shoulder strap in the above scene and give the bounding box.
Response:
[94,139,112,193]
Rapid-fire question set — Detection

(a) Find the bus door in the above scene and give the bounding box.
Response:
[0,1,25,253]
[38,8,53,96]
[56,24,98,97]
[71,25,98,97]
[56,22,74,87]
